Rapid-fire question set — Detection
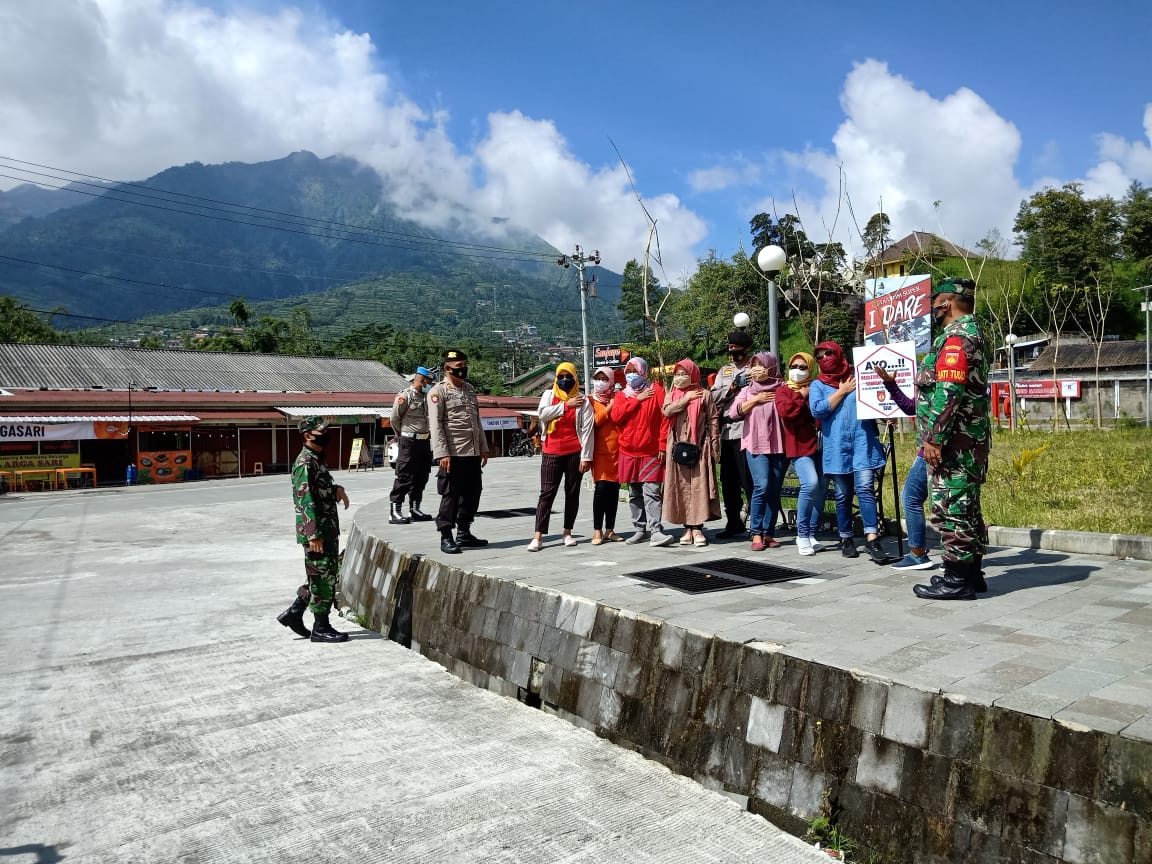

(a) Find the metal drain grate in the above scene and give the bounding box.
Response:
[475,507,542,519]
[624,558,813,594]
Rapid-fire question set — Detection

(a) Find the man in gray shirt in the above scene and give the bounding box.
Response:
[388,365,436,525]
[709,329,754,537]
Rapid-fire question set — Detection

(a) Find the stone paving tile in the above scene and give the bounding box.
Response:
[993,691,1076,718]
[1055,697,1148,734]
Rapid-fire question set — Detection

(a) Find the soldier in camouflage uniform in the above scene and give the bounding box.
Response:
[912,278,991,601]
[278,416,352,642]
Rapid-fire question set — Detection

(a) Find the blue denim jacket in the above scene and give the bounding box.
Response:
[808,379,886,474]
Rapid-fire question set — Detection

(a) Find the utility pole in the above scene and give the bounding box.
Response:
[556,245,600,386]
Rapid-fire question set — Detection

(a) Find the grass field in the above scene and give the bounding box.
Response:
[887,427,1152,536]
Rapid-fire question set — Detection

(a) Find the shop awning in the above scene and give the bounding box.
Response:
[274,406,391,421]
[0,414,200,423]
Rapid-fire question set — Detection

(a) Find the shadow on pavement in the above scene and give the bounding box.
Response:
[985,563,1098,596]
[0,844,65,862]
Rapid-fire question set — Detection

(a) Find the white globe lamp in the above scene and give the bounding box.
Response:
[732,312,751,329]
[755,244,787,357]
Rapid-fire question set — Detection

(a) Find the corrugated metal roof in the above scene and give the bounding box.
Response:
[1,414,201,423]
[275,406,390,417]
[1027,341,1148,373]
[0,344,407,392]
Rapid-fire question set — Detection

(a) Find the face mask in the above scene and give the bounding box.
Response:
[449,365,469,380]
[625,372,646,390]
[789,368,808,383]
[593,379,613,394]
[310,432,329,447]
[749,366,769,382]
[817,353,841,374]
[556,376,576,393]
[422,384,432,394]
[932,304,949,328]
[672,373,691,389]
[729,349,747,362]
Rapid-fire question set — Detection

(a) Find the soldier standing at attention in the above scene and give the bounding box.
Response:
[430,348,489,555]
[388,365,436,525]
[710,330,754,537]
[279,416,351,643]
[912,278,992,601]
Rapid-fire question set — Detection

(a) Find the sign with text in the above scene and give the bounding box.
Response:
[864,276,932,356]
[852,341,918,420]
[0,421,130,441]
[1014,379,1082,399]
[593,344,630,367]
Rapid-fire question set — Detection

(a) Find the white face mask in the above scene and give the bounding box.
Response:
[593,378,613,394]
[789,368,808,383]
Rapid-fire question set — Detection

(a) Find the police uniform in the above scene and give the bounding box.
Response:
[709,330,754,535]
[912,279,992,600]
[388,366,435,524]
[280,416,349,642]
[429,349,489,553]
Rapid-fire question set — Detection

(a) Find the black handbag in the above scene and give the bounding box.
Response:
[671,441,700,467]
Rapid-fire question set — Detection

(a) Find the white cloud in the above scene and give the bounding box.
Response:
[1082,103,1152,199]
[0,0,706,274]
[687,157,762,193]
[773,60,1026,258]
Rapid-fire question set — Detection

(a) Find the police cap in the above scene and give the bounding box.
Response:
[298,416,330,433]
[443,348,467,362]
[932,277,976,299]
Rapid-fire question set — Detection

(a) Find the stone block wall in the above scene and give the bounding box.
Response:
[340,521,1152,864]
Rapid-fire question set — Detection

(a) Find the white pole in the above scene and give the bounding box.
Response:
[577,261,592,387]
[768,276,780,358]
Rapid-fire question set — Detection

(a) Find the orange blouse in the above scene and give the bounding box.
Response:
[590,399,620,483]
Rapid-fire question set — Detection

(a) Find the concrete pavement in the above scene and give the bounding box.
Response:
[0,472,830,863]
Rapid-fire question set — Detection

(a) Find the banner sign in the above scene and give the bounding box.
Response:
[852,342,918,420]
[1014,380,1082,399]
[593,344,630,367]
[481,416,521,431]
[0,421,130,441]
[864,276,933,356]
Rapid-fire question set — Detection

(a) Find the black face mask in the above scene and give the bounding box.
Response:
[449,365,469,380]
[310,432,330,448]
[729,348,748,361]
[932,304,950,328]
[556,376,575,392]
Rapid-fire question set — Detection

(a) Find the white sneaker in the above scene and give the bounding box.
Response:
[526,537,542,552]
[625,531,649,545]
[563,535,578,547]
[797,537,814,556]
[810,540,825,553]
[649,531,675,547]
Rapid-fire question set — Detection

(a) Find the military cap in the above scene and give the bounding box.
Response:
[443,348,467,362]
[932,277,977,298]
[297,415,330,433]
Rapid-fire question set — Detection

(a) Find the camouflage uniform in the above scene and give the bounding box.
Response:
[916,309,992,564]
[292,423,343,615]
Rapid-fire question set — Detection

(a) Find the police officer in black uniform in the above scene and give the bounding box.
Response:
[429,349,489,554]
[388,365,436,524]
[710,330,755,537]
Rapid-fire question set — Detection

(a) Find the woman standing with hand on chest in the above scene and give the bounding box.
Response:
[729,352,788,551]
[775,351,826,556]
[662,358,721,547]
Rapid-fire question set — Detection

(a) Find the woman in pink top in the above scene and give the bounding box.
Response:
[729,352,787,550]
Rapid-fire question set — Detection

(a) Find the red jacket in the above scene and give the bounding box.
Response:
[610,385,669,456]
[774,385,819,458]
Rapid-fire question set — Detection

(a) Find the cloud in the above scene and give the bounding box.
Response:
[0,0,706,274]
[772,60,1026,257]
[687,157,762,193]
[1082,103,1152,199]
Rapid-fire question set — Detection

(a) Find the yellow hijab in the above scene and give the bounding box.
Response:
[785,351,816,391]
[547,362,581,434]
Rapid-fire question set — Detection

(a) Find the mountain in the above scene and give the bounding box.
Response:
[0,181,108,230]
[0,152,623,344]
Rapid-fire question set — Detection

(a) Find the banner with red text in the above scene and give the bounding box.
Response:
[863,275,932,356]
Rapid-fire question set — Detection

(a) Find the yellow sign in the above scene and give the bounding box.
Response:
[347,437,371,471]
[0,453,81,471]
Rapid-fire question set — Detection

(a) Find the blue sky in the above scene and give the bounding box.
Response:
[2,0,1151,278]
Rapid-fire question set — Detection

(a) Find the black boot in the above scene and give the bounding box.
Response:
[971,555,988,593]
[440,528,462,554]
[390,502,410,525]
[914,560,976,601]
[456,526,489,548]
[409,496,433,522]
[310,612,349,643]
[276,586,311,638]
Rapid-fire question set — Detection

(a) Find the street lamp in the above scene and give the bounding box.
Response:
[1136,285,1152,428]
[1004,333,1018,433]
[755,245,787,358]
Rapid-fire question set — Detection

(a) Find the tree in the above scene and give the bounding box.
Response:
[1122,181,1152,280]
[862,212,892,264]
[616,259,665,343]
[0,296,65,343]
[229,298,250,327]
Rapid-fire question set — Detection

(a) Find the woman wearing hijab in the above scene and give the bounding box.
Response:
[808,341,887,562]
[589,367,625,545]
[776,351,826,556]
[729,352,788,550]
[662,358,721,546]
[527,362,594,551]
[610,357,674,547]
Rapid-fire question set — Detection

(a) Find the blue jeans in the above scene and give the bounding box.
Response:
[793,455,826,539]
[829,469,879,538]
[746,452,788,537]
[902,454,929,549]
